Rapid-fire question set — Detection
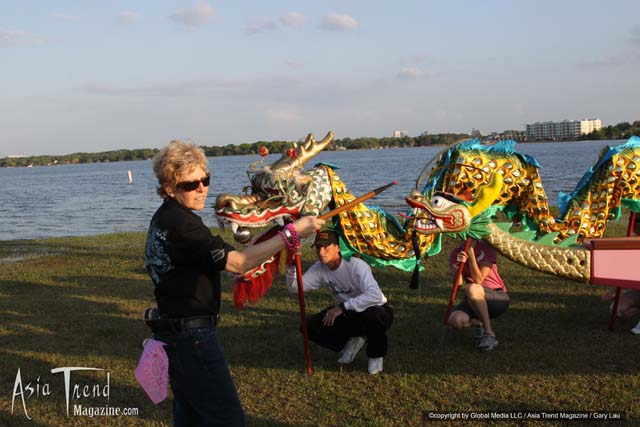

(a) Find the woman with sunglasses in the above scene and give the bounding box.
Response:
[145,140,324,427]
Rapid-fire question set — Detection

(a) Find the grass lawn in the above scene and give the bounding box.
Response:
[0,220,639,427]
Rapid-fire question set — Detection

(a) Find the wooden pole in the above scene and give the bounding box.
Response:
[609,211,637,331]
[626,211,637,237]
[442,237,473,325]
[294,252,313,375]
[319,181,397,220]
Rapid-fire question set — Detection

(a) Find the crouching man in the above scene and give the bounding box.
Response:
[286,229,393,374]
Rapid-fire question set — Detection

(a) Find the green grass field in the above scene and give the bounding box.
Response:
[1,221,639,427]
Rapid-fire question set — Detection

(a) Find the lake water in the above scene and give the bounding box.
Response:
[0,139,622,241]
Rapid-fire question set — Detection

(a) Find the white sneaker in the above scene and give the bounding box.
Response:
[476,334,498,351]
[337,337,365,364]
[630,321,640,335]
[368,357,383,375]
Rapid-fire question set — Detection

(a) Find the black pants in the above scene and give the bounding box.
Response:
[305,304,394,358]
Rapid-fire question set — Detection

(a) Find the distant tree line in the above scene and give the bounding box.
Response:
[1,133,472,167]
[0,148,159,168]
[578,120,640,141]
[3,123,637,167]
[335,133,472,150]
[199,132,472,157]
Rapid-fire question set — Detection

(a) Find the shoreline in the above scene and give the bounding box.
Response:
[1,138,630,169]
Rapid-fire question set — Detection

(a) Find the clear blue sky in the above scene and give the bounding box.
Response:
[2,1,639,156]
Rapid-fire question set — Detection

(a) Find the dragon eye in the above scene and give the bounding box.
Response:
[431,195,455,209]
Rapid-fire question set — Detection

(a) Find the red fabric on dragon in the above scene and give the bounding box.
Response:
[233,225,289,309]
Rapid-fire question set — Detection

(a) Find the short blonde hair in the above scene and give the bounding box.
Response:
[153,140,209,199]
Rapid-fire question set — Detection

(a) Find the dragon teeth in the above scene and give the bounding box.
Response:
[275,217,285,226]
[416,219,439,231]
[231,222,239,233]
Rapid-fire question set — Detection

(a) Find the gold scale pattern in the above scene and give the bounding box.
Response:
[323,165,435,261]
[440,147,640,242]
[484,223,591,282]
[555,149,640,239]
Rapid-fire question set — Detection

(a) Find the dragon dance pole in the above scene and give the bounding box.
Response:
[626,211,637,236]
[442,237,473,325]
[294,180,397,374]
[294,251,313,375]
[609,211,637,331]
[319,181,398,220]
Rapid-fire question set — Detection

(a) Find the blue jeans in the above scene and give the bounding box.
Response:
[156,327,244,427]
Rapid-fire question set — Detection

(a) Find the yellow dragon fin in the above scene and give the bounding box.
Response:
[468,172,504,217]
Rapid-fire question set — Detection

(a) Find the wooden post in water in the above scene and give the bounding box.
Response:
[127,170,133,184]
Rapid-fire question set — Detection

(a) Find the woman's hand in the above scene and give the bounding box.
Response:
[467,247,476,260]
[292,216,325,238]
[456,251,468,265]
[456,247,476,266]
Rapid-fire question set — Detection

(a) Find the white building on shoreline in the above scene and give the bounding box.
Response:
[525,118,602,141]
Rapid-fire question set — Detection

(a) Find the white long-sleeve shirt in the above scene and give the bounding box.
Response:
[286,256,387,312]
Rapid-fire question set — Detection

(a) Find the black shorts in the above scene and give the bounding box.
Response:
[452,288,510,319]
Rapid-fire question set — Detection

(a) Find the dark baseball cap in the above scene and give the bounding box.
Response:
[311,230,339,248]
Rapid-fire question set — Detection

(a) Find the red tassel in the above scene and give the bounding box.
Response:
[233,281,248,310]
[232,226,285,309]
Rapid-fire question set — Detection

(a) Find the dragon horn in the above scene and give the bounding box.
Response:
[467,172,504,217]
[270,131,334,173]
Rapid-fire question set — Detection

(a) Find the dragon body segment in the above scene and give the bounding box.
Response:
[421,137,640,243]
[214,132,434,307]
[484,223,590,282]
[215,132,640,307]
[325,165,437,271]
[424,141,556,233]
[214,131,435,270]
[408,136,640,281]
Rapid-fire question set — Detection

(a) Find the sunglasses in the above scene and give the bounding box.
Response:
[176,174,211,192]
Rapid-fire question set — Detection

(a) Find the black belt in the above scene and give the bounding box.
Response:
[170,315,218,330]
[148,314,219,334]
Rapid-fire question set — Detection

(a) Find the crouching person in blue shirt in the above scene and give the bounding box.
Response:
[286,229,393,374]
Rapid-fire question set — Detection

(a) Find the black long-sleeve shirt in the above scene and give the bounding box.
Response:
[145,198,235,318]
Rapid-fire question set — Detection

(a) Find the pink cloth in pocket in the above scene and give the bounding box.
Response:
[134,339,169,404]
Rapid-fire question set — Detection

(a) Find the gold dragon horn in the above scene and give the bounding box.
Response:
[270,131,334,173]
[467,172,504,217]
